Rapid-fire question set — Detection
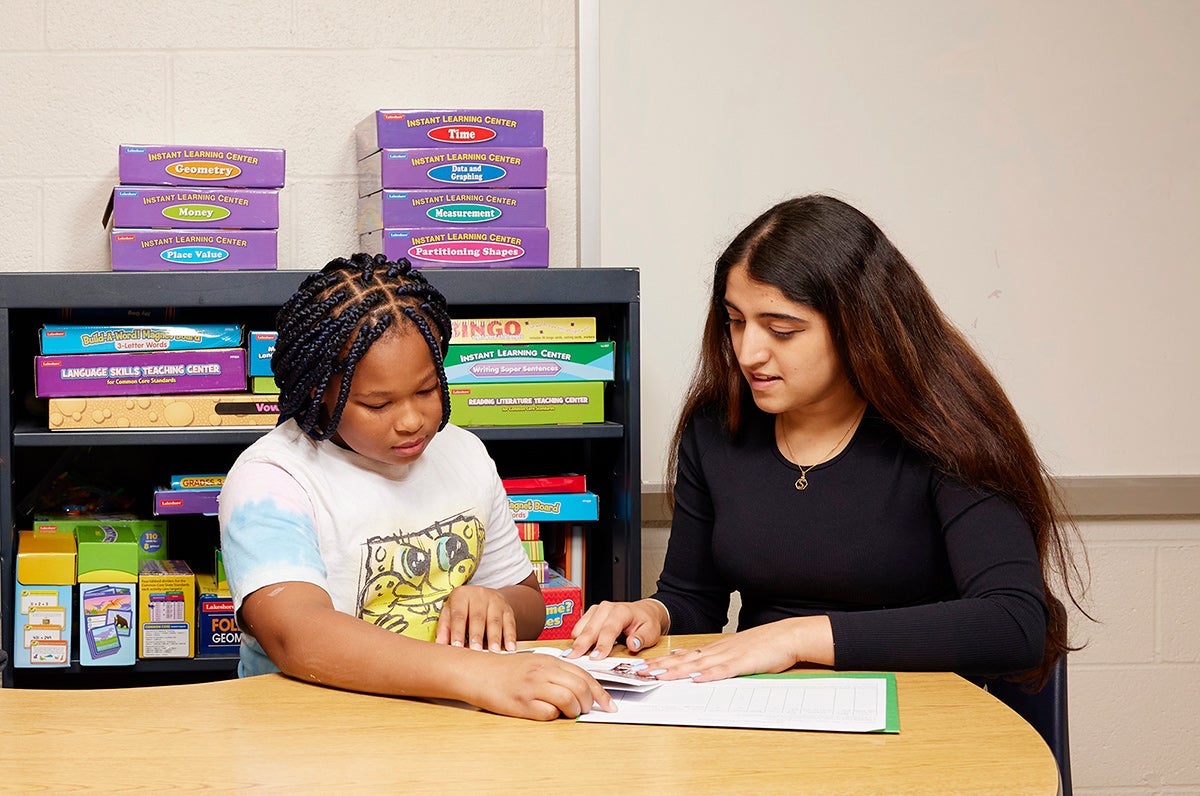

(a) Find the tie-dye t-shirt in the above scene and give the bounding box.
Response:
[218,419,532,677]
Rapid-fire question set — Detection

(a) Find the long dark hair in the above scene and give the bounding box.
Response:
[668,194,1087,687]
[273,252,453,440]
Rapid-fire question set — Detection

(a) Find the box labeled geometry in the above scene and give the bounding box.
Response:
[48,393,278,430]
[36,349,246,397]
[355,109,544,158]
[118,144,286,188]
[449,382,605,426]
[444,342,614,383]
[361,227,549,269]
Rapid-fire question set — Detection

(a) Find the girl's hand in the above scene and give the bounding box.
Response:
[469,652,616,721]
[639,616,834,682]
[435,585,517,652]
[562,599,669,659]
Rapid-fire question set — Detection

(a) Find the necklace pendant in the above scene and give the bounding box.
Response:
[795,474,808,491]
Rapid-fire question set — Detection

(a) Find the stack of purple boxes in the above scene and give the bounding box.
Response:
[107,144,285,271]
[355,109,549,268]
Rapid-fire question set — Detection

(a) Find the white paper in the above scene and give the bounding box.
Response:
[577,676,889,732]
[513,647,663,692]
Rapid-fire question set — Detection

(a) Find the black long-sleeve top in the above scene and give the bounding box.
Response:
[651,405,1048,677]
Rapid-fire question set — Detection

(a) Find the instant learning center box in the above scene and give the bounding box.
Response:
[355,109,544,158]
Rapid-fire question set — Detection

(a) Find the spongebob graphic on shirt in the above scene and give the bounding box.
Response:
[357,512,484,641]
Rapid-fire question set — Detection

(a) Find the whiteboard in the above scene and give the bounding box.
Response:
[594,0,1200,480]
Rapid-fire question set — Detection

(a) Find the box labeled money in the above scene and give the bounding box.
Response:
[361,227,548,269]
[444,342,614,383]
[355,109,544,158]
[357,188,546,233]
[48,393,278,430]
[111,229,277,271]
[449,382,605,426]
[108,186,280,229]
[36,349,246,397]
[358,147,547,194]
[118,144,285,188]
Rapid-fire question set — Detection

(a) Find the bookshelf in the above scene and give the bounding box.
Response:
[0,268,640,688]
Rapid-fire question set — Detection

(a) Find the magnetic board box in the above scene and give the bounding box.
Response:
[138,560,196,659]
[39,324,244,355]
[13,530,76,668]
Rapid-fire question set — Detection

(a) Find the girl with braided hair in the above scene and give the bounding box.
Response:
[219,253,612,720]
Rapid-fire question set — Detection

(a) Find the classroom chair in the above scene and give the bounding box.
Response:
[987,654,1072,796]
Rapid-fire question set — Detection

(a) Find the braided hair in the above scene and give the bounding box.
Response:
[272,252,453,441]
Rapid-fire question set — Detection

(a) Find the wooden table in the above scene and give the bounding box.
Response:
[0,634,1059,794]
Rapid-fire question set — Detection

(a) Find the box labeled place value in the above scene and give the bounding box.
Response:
[111,229,277,271]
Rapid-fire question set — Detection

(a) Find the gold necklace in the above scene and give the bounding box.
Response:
[779,405,866,491]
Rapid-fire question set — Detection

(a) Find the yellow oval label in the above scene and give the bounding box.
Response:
[165,160,242,181]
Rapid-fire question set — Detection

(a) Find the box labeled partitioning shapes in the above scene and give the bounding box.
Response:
[109,187,280,229]
[111,229,278,271]
[444,342,614,384]
[48,393,278,430]
[537,571,583,641]
[35,349,246,397]
[358,147,547,195]
[357,188,546,233]
[14,530,76,668]
[449,382,605,426]
[361,227,549,269]
[355,109,544,159]
[118,145,285,188]
[138,560,196,659]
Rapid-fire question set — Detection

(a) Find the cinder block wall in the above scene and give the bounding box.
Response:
[0,1,578,273]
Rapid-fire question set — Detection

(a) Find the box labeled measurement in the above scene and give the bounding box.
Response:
[14,530,76,668]
[361,227,549,269]
[247,330,276,376]
[154,488,220,516]
[48,393,278,430]
[197,573,242,656]
[451,317,597,343]
[355,109,544,158]
[118,144,285,188]
[108,187,280,229]
[445,342,614,383]
[36,349,246,397]
[39,324,244,355]
[450,382,605,426]
[508,492,599,522]
[357,188,546,233]
[358,147,547,195]
[111,229,277,271]
[537,571,583,641]
[139,560,196,658]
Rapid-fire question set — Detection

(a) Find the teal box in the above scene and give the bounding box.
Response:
[39,324,244,355]
[247,330,276,376]
[444,342,614,384]
[507,492,599,522]
[13,530,77,669]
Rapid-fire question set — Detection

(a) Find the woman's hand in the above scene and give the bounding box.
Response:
[468,652,616,721]
[639,616,834,682]
[562,598,670,659]
[435,585,518,652]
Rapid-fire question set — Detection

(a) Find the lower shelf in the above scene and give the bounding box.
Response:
[8,656,238,689]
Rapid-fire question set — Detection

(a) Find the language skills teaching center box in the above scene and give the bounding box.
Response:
[35,348,247,398]
[47,393,279,431]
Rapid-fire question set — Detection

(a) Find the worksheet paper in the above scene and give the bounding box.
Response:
[577,674,892,733]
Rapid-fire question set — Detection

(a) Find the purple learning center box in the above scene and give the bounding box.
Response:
[111,229,277,271]
[35,349,246,397]
[357,189,546,233]
[358,147,547,195]
[355,109,544,157]
[109,187,280,229]
[118,145,285,188]
[361,227,549,269]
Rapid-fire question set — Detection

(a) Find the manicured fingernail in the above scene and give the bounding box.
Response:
[451,640,463,647]
[589,651,602,659]
[630,663,648,671]
[689,672,702,678]
[629,637,641,650]
[648,668,667,676]
[506,641,516,651]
